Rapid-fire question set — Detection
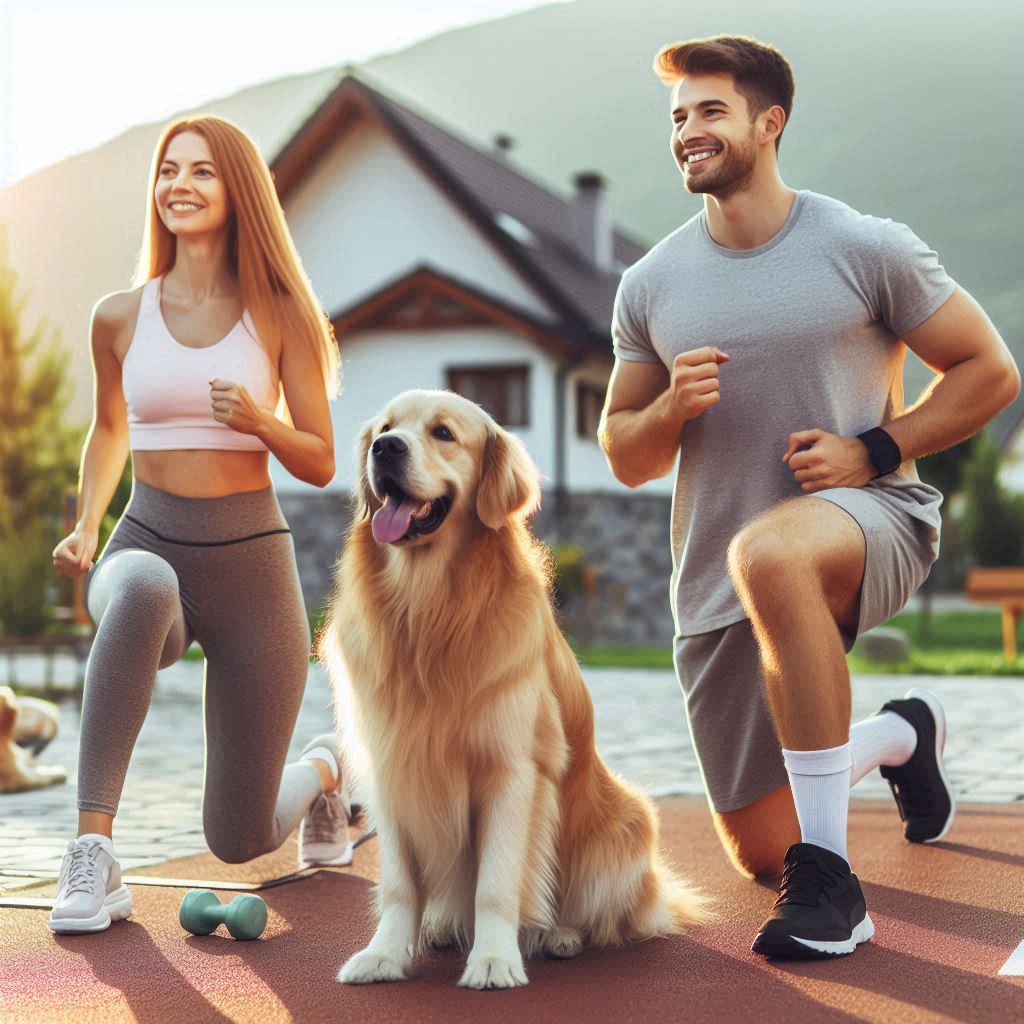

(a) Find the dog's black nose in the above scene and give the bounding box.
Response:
[372,434,408,460]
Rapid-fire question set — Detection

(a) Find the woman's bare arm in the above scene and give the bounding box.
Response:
[210,325,336,488]
[52,294,132,577]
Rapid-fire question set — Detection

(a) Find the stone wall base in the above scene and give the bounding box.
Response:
[278,489,676,649]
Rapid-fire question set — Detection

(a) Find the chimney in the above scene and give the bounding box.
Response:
[494,134,514,160]
[572,171,613,272]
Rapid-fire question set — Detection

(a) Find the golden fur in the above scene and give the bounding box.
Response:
[320,389,703,989]
[0,687,66,794]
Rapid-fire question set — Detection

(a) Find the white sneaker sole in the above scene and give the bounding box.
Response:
[904,687,956,843]
[790,912,875,955]
[300,840,354,867]
[48,885,133,934]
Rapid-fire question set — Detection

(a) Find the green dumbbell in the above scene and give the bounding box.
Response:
[179,890,267,940]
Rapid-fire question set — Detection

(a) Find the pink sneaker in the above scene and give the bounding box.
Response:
[298,734,353,867]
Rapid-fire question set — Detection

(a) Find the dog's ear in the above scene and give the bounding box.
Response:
[476,427,541,530]
[353,420,378,523]
[0,688,17,741]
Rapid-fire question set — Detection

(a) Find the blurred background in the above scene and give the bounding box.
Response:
[1,0,1023,684]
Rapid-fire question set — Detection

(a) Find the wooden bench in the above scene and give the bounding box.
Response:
[0,633,92,689]
[965,567,1024,660]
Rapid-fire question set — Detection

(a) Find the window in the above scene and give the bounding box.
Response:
[576,380,607,440]
[446,365,530,427]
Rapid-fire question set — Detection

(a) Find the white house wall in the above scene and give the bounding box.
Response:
[564,359,674,496]
[270,326,557,495]
[283,118,555,322]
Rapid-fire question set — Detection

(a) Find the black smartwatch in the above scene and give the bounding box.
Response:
[857,427,902,478]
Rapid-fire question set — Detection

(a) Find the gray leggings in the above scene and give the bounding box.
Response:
[79,481,321,863]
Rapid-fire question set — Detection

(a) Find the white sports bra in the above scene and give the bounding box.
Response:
[122,276,279,451]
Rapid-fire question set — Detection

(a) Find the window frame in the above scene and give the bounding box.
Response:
[445,364,532,428]
[575,378,607,441]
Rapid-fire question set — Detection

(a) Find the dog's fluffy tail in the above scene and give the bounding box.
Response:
[665,870,710,928]
[630,856,712,937]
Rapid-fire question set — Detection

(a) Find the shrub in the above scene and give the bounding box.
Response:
[0,236,84,635]
[960,431,1024,566]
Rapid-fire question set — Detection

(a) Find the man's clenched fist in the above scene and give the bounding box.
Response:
[783,429,877,492]
[670,347,730,421]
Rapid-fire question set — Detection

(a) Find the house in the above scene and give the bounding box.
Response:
[267,73,675,646]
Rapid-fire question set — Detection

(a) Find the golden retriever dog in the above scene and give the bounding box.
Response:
[0,686,66,793]
[319,389,703,990]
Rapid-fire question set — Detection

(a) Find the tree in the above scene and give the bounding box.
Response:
[0,232,84,635]
[960,430,1024,567]
[916,440,974,499]
[907,438,975,637]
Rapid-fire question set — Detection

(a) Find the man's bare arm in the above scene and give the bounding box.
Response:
[885,286,1020,459]
[598,347,730,488]
[784,287,1020,492]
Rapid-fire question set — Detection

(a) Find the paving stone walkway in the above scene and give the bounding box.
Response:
[1,655,1022,882]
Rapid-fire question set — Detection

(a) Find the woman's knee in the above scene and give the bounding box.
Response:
[204,824,272,865]
[97,551,181,620]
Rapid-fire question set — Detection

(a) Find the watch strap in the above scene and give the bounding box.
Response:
[857,427,902,478]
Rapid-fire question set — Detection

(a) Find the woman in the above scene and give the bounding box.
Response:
[50,115,350,934]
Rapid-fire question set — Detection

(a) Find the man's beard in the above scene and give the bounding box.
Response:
[682,135,758,198]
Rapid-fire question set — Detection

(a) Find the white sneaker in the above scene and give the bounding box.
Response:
[48,834,133,933]
[298,734,353,867]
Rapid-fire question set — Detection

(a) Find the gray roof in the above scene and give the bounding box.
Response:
[274,74,648,351]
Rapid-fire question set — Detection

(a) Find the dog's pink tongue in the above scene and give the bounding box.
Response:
[372,493,420,544]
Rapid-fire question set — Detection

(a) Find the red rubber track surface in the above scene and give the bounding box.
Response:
[1,797,1022,1024]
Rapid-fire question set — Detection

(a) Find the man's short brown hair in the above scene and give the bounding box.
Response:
[654,35,795,151]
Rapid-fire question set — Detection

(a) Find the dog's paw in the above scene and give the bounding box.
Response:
[337,948,409,984]
[30,764,67,788]
[458,954,528,990]
[544,926,583,959]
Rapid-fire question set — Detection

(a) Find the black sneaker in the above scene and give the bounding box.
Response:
[751,843,874,959]
[878,687,955,844]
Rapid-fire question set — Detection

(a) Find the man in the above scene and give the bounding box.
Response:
[598,34,1020,959]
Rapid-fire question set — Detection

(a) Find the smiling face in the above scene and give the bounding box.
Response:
[154,130,232,237]
[670,73,763,197]
[363,391,491,548]
[359,390,541,549]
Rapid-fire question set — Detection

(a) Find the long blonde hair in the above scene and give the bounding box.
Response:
[134,115,340,408]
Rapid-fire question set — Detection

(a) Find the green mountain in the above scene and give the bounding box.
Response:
[361,0,1023,435]
[1,0,1021,435]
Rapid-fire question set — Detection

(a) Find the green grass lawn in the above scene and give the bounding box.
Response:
[572,610,1024,675]
[178,609,1024,675]
[845,610,1024,676]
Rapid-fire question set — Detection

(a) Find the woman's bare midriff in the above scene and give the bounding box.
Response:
[132,449,272,498]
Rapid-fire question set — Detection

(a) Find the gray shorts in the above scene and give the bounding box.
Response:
[673,486,939,813]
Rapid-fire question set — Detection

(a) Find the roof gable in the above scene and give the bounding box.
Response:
[332,264,581,360]
[271,73,642,349]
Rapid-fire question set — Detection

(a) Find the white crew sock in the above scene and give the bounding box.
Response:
[76,832,116,854]
[782,743,853,863]
[301,746,340,787]
[849,711,918,787]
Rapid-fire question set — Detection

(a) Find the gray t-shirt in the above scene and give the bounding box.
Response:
[612,190,955,636]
